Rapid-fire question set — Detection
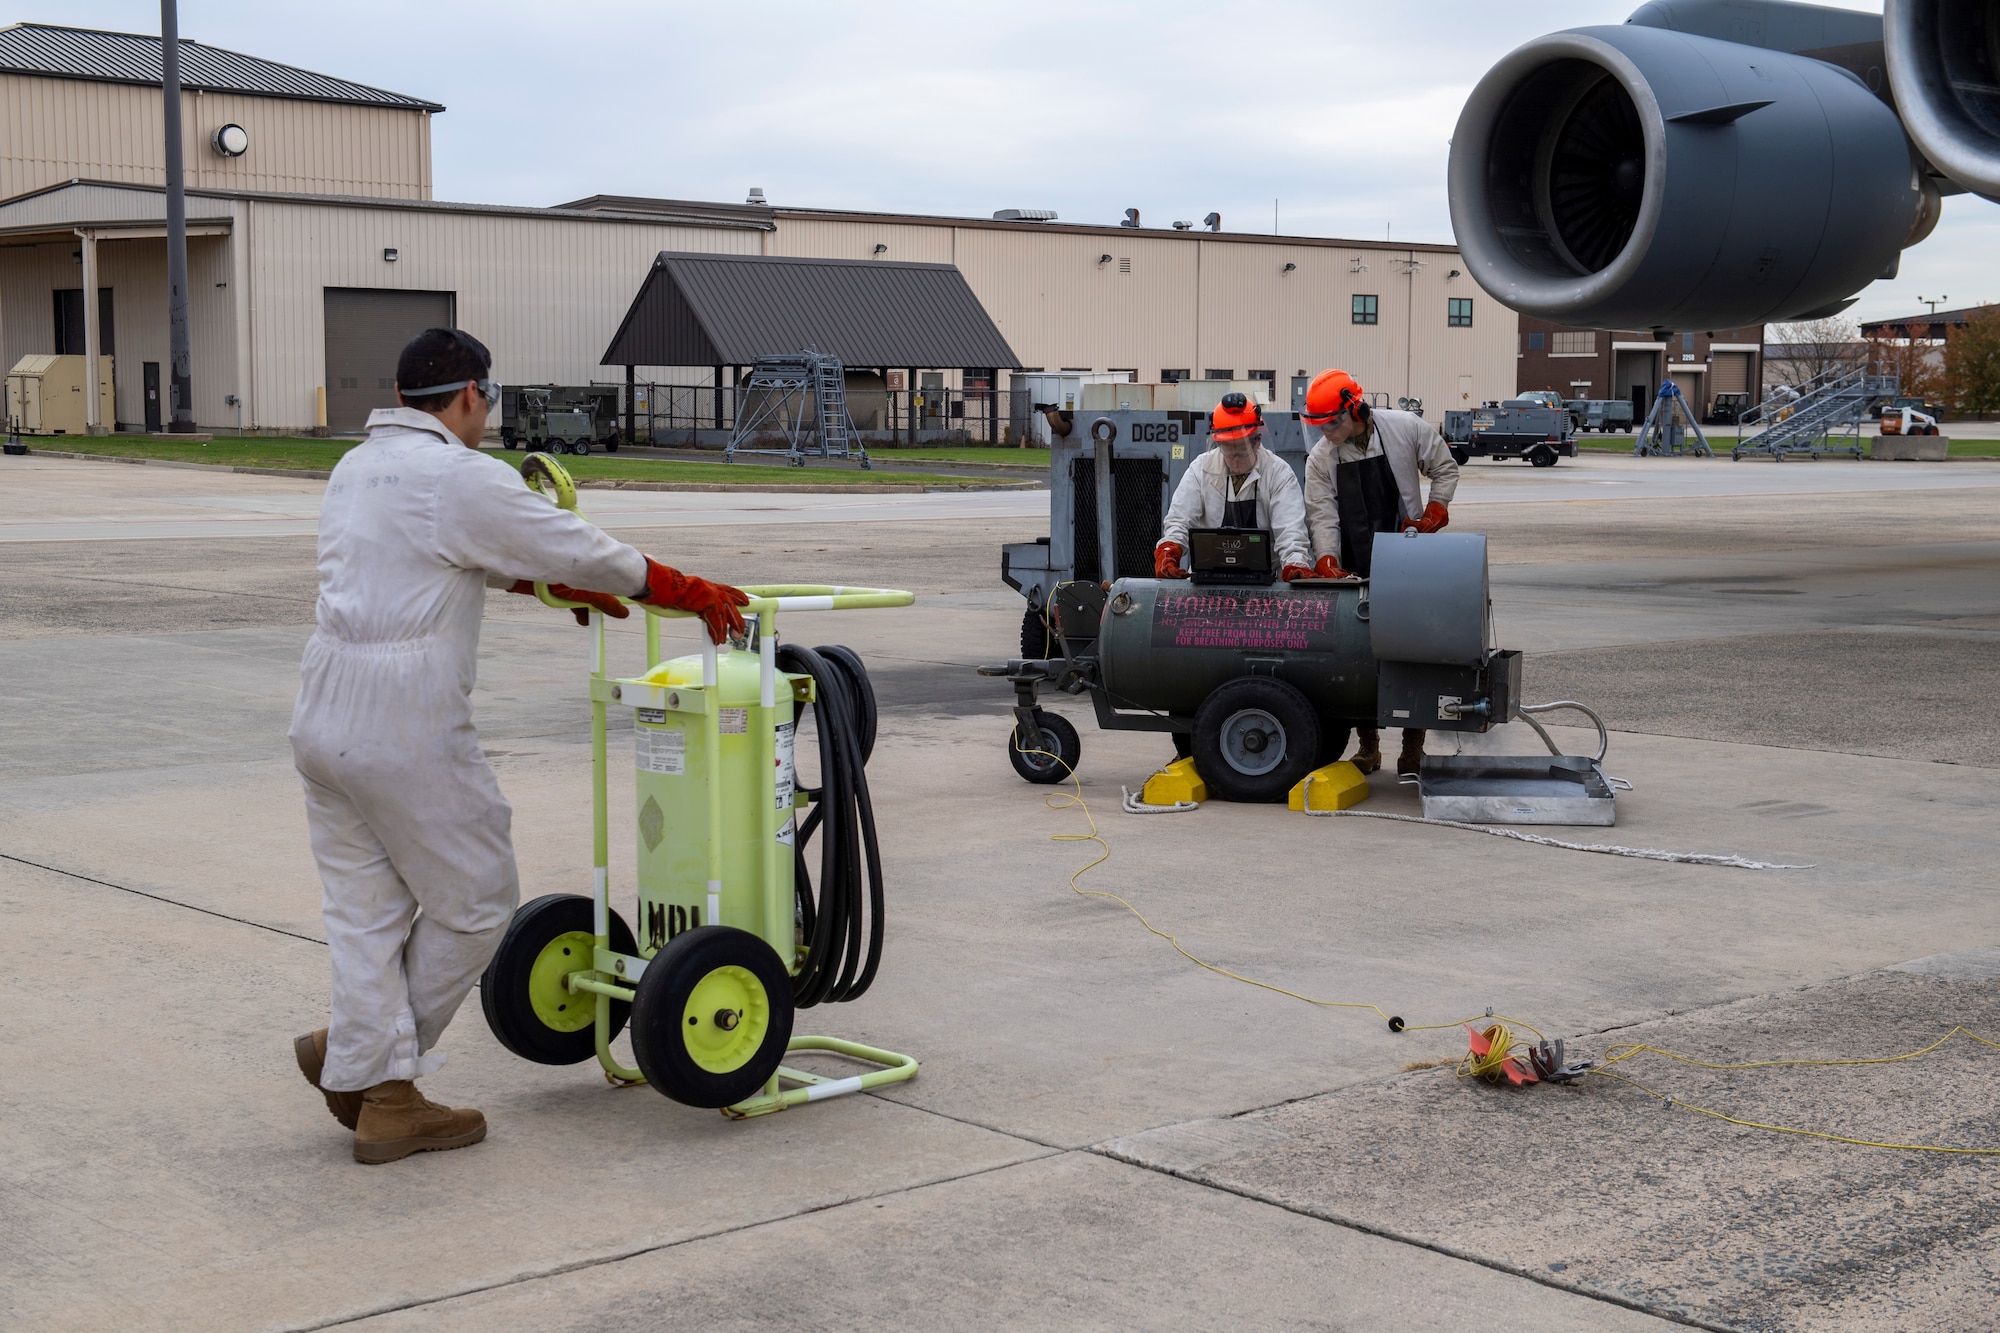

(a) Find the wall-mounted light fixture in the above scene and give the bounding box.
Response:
[1447,268,1462,279]
[1098,253,1113,266]
[383,248,399,262]
[872,243,887,254]
[211,123,248,157]
[1282,262,1297,273]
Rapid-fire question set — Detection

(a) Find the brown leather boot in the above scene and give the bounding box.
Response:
[1397,729,1428,777]
[352,1080,487,1165]
[1351,727,1382,774]
[294,1028,362,1131]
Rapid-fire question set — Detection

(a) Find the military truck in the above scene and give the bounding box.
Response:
[500,384,623,454]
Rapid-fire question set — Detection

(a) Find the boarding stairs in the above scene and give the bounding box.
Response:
[1732,366,1896,461]
[724,351,871,469]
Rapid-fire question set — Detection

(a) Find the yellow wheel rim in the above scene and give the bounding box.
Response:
[528,930,596,1033]
[682,965,771,1074]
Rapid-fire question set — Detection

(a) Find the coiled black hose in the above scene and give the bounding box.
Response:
[776,643,883,1007]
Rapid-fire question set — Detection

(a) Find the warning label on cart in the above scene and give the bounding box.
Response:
[1150,591,1340,652]
[634,726,686,775]
[776,721,798,843]
[775,720,795,809]
[719,707,748,734]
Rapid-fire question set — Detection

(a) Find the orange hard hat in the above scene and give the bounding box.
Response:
[1302,369,1366,425]
[1210,391,1263,443]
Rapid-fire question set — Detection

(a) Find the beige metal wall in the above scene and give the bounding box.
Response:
[770,213,1517,414]
[237,199,764,429]
[0,73,432,202]
[0,232,235,428]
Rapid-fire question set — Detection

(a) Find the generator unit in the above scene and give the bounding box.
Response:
[1000,409,1312,657]
[501,384,622,454]
[6,354,115,436]
[987,413,1527,805]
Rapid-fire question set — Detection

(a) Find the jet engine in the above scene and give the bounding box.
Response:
[1887,0,2000,203]
[1450,13,1924,328]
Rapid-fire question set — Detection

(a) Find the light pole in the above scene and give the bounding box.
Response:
[1917,294,1949,315]
[161,0,196,433]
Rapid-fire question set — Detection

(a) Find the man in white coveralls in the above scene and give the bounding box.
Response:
[289,328,749,1164]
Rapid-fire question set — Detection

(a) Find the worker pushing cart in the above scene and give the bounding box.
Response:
[288,327,749,1164]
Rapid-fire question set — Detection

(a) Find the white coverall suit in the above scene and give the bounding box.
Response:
[1160,445,1312,570]
[1303,408,1460,572]
[291,407,647,1092]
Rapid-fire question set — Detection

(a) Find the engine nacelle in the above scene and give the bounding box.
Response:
[1449,23,1922,329]
[1887,0,2000,203]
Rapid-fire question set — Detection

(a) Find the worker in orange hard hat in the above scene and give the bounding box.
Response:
[1154,391,1313,581]
[1300,368,1460,776]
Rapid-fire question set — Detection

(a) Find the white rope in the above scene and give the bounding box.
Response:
[1122,785,1198,814]
[1304,807,1813,869]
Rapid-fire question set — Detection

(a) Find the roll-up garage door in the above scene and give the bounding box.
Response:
[1710,351,1750,395]
[324,288,456,433]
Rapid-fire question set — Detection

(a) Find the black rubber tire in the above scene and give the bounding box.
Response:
[1449,446,1469,467]
[480,893,639,1066]
[605,437,620,452]
[1020,604,1055,659]
[1009,709,1080,783]
[630,925,795,1108]
[1529,446,1559,468]
[1193,676,1320,803]
[573,438,592,456]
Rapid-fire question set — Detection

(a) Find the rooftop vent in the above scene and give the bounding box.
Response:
[746,187,767,205]
[993,208,1058,221]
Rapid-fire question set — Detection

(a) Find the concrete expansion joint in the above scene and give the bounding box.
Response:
[279,1151,1060,1332]
[1090,1151,1743,1333]
[0,848,328,947]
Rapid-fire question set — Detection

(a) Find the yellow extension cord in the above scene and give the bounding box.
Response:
[1020,734,2000,1156]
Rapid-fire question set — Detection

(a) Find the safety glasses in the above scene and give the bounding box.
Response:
[400,377,501,403]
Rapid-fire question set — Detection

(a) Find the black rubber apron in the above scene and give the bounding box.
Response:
[1334,453,1401,576]
[1221,474,1260,529]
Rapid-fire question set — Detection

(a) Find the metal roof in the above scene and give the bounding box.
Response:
[1861,305,1994,338]
[0,23,444,111]
[603,252,1020,370]
[565,192,1462,253]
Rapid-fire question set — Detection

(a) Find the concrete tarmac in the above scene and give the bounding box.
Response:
[4,455,2000,1330]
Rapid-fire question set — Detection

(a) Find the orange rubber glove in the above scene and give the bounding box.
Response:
[507,580,630,627]
[1280,563,1316,582]
[1312,554,1349,579]
[634,556,750,644]
[1153,540,1186,579]
[1415,500,1450,533]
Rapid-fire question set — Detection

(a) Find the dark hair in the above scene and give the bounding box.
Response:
[396,327,492,412]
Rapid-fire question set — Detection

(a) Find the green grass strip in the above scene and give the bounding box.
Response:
[27,435,1014,485]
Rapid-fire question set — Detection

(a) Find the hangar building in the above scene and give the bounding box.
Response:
[1,22,1518,436]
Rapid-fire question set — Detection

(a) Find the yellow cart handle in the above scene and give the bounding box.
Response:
[638,585,915,617]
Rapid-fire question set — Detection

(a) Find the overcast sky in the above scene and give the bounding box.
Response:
[57,0,2000,324]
